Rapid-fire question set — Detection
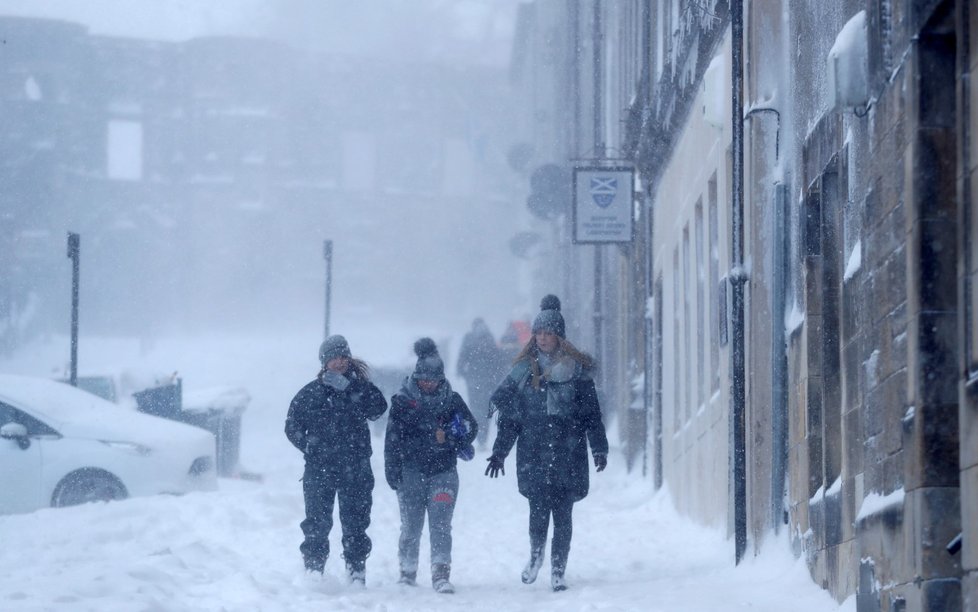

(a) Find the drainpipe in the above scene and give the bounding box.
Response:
[730,0,748,565]
[592,1,604,370]
[640,0,654,480]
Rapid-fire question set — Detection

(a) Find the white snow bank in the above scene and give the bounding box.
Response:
[0,330,853,612]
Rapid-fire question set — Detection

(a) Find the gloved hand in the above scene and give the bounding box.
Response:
[304,435,321,456]
[485,454,505,477]
[593,453,607,472]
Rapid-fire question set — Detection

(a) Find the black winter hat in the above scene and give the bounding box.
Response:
[532,294,565,338]
[411,337,445,381]
[319,335,352,364]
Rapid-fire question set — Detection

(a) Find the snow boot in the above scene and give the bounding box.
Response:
[397,570,417,586]
[431,563,455,594]
[345,560,366,586]
[551,566,567,592]
[521,546,545,584]
[304,556,325,575]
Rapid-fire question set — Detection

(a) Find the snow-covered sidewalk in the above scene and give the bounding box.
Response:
[0,332,852,611]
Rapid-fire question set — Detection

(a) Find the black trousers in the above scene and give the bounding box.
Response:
[527,489,575,570]
[299,459,374,570]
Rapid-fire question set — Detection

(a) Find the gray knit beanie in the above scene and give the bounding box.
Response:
[319,335,352,364]
[411,337,445,381]
[531,294,565,338]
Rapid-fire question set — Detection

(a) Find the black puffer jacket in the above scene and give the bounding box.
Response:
[490,351,608,502]
[285,369,387,465]
[384,378,478,489]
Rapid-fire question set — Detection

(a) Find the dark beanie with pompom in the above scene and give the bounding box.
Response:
[411,337,445,381]
[532,294,566,338]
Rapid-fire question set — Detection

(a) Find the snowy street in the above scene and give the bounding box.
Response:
[0,332,849,612]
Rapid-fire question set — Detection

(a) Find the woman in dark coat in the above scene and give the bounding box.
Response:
[485,295,608,592]
[285,335,387,585]
[385,338,478,594]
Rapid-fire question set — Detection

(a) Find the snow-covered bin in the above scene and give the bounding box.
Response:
[181,386,250,478]
[134,381,251,478]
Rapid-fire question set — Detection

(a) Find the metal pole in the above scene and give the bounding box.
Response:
[323,240,333,340]
[640,0,654,481]
[67,232,80,386]
[592,0,604,365]
[730,0,748,564]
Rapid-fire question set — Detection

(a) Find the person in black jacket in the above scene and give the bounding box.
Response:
[285,335,387,585]
[485,295,609,592]
[385,338,478,594]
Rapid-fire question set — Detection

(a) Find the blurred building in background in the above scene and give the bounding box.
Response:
[0,14,522,351]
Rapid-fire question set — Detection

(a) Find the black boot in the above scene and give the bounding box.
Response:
[397,570,417,586]
[345,560,365,586]
[431,563,455,594]
[521,546,545,584]
[304,556,325,575]
[551,556,567,592]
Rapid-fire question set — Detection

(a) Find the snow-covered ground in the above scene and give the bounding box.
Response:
[0,330,853,611]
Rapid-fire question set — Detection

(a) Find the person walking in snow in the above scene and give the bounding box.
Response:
[385,338,479,594]
[456,317,504,449]
[485,295,609,592]
[285,335,388,585]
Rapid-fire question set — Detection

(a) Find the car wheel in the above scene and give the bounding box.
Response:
[51,469,128,508]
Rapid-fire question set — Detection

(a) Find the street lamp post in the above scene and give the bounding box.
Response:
[323,240,333,340]
[67,232,80,386]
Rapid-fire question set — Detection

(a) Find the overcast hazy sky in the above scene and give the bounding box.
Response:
[0,0,518,64]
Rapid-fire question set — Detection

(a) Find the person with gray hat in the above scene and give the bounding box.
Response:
[485,295,609,592]
[384,337,478,594]
[285,335,387,585]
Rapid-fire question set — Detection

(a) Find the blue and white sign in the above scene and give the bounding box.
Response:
[573,166,634,243]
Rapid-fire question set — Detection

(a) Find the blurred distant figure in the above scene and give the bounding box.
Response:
[498,318,532,364]
[456,318,503,448]
[285,335,388,585]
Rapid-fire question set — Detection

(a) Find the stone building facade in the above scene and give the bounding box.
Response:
[510,1,976,609]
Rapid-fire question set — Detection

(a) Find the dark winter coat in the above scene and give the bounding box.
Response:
[285,369,387,469]
[384,378,478,489]
[490,350,608,502]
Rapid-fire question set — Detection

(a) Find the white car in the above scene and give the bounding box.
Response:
[0,374,218,514]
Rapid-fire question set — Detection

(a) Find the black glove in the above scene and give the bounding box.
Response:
[593,453,607,472]
[485,454,505,477]
[303,435,321,456]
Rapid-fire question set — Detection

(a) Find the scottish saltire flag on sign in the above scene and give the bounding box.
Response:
[590,177,618,208]
[573,166,634,243]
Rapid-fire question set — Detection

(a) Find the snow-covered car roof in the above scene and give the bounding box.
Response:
[0,374,213,447]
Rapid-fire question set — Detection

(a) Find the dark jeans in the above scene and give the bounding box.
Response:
[528,490,575,570]
[299,459,374,570]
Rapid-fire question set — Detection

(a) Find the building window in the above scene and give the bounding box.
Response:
[683,224,692,424]
[673,247,682,434]
[695,200,705,412]
[106,119,143,181]
[709,173,720,391]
